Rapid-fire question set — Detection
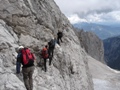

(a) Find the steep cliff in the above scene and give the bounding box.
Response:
[0,0,93,90]
[104,35,120,70]
[75,30,105,64]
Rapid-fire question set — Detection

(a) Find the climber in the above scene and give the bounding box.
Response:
[16,46,35,90]
[48,37,56,65]
[57,30,63,45]
[41,45,49,72]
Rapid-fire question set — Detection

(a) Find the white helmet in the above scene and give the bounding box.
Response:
[18,46,24,50]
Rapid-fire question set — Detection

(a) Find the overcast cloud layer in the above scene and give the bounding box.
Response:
[54,0,120,24]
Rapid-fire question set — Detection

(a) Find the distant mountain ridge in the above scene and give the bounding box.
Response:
[73,22,120,40]
[103,35,120,70]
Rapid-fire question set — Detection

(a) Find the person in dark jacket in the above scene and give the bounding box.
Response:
[16,46,35,90]
[57,30,63,45]
[48,38,56,65]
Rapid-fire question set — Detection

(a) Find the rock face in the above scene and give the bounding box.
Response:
[104,35,120,70]
[0,0,93,90]
[75,30,105,64]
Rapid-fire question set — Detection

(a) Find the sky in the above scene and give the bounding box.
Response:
[54,0,120,24]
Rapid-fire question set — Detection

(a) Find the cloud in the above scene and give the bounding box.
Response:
[54,0,120,24]
[68,14,87,24]
[68,11,120,24]
[67,13,105,24]
[105,11,120,21]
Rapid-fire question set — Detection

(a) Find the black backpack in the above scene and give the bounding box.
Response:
[58,32,63,38]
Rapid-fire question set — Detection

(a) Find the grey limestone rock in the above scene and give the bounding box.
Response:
[76,30,105,64]
[0,0,94,90]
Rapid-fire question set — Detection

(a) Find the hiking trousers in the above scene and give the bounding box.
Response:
[57,37,62,45]
[44,58,47,72]
[48,48,54,58]
[22,66,35,90]
[16,62,21,74]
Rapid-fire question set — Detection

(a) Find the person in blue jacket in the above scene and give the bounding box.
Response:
[16,46,35,90]
[16,46,23,74]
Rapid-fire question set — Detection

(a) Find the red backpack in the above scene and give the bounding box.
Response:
[21,48,35,65]
[41,47,48,59]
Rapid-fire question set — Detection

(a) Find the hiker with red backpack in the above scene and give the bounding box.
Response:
[41,45,49,72]
[16,46,35,90]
